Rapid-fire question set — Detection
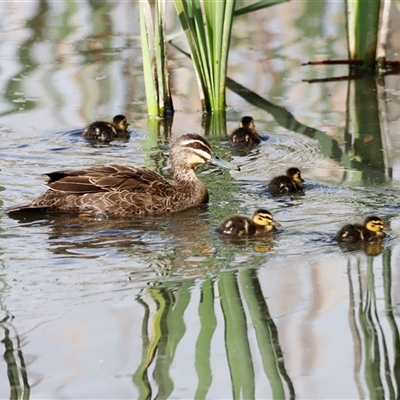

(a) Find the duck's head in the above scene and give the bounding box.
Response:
[363,216,385,233]
[252,209,280,228]
[112,115,129,132]
[239,116,256,130]
[170,133,240,176]
[286,167,304,184]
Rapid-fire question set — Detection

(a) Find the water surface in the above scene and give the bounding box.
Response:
[1,1,400,399]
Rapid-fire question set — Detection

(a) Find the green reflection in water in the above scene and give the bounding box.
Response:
[219,271,255,399]
[195,278,216,400]
[2,324,30,400]
[226,75,390,184]
[383,250,400,393]
[347,250,400,399]
[344,74,389,184]
[3,1,49,115]
[132,264,295,399]
[0,269,29,399]
[361,257,385,398]
[240,268,295,399]
[133,282,193,400]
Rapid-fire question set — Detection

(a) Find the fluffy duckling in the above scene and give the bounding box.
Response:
[230,116,261,149]
[334,216,386,243]
[216,209,280,237]
[267,167,304,195]
[82,114,129,142]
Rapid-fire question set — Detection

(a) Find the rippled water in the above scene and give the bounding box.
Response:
[1,1,400,399]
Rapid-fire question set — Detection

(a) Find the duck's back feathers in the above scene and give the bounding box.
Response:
[8,165,208,216]
[230,116,261,149]
[215,215,257,237]
[216,209,279,237]
[334,223,366,243]
[83,121,118,142]
[267,167,304,196]
[82,115,129,142]
[268,176,299,195]
[230,128,261,147]
[335,216,386,243]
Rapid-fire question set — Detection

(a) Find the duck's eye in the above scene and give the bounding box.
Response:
[192,142,205,150]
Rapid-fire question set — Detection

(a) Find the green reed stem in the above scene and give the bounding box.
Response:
[346,0,381,68]
[140,0,173,117]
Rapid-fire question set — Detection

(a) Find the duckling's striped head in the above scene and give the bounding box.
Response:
[286,167,304,184]
[252,209,280,228]
[364,216,385,233]
[170,133,239,175]
[239,116,255,130]
[112,115,129,132]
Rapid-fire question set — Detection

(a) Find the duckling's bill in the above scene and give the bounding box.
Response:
[271,219,281,228]
[207,155,241,171]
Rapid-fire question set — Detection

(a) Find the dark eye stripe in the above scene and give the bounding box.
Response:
[183,139,211,154]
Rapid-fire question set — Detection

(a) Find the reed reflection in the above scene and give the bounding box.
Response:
[0,273,30,399]
[1,322,30,400]
[347,248,400,399]
[225,74,391,184]
[132,268,295,399]
[343,74,392,184]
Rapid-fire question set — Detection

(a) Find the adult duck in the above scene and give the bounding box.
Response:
[7,133,239,216]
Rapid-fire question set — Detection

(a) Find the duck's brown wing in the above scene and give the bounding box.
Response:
[7,165,175,215]
[46,164,172,195]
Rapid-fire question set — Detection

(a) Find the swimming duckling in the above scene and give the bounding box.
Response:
[216,209,280,237]
[230,116,261,149]
[82,114,129,142]
[334,216,386,243]
[7,133,239,216]
[267,167,304,195]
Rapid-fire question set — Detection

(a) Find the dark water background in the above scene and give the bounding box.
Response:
[1,1,400,398]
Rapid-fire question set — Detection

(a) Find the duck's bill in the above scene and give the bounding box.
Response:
[271,220,281,228]
[208,155,241,171]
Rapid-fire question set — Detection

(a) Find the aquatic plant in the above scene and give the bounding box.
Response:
[345,0,381,68]
[140,0,287,116]
[140,0,174,117]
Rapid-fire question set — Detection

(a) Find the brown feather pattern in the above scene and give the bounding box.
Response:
[7,134,225,216]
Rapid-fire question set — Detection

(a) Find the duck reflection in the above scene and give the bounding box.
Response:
[8,206,212,259]
[338,241,385,256]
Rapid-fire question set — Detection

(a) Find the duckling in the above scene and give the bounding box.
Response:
[267,167,304,195]
[82,114,129,142]
[334,216,386,243]
[7,133,239,216]
[216,209,280,237]
[230,116,261,149]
